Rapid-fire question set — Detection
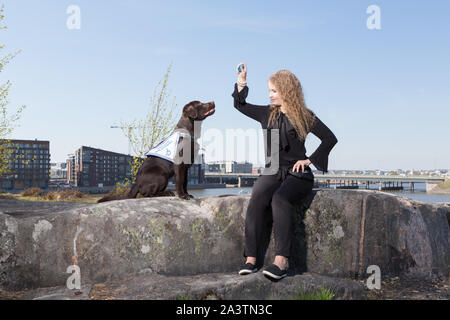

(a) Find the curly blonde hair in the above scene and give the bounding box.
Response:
[268,70,316,141]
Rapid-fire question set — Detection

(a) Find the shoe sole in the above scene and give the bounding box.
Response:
[238,269,257,275]
[262,270,287,280]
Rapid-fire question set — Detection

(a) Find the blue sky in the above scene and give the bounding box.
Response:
[1,0,449,170]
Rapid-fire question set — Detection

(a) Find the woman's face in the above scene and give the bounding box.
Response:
[268,81,283,107]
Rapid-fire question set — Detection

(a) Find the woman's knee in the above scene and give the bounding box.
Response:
[271,190,289,207]
[249,185,274,207]
[247,195,269,217]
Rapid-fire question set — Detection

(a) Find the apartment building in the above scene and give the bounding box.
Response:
[0,139,50,190]
[67,146,134,187]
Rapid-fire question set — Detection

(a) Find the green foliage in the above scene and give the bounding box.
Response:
[0,4,26,177]
[106,181,131,197]
[129,156,145,185]
[294,286,335,300]
[120,62,178,183]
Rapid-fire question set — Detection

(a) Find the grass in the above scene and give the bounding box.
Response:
[175,294,191,300]
[0,190,105,203]
[293,287,335,300]
[436,179,450,190]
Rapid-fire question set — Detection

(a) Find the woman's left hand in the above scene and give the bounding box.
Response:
[292,159,311,173]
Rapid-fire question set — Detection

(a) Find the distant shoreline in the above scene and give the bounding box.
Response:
[428,188,450,195]
[428,180,450,194]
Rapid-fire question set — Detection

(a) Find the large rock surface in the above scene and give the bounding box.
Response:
[16,271,366,300]
[1,190,449,291]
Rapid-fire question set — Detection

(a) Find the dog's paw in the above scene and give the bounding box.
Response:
[178,194,191,200]
[187,193,195,198]
[156,190,175,197]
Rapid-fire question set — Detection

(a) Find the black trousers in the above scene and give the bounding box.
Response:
[244,168,313,259]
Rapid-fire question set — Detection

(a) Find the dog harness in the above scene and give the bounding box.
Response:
[145,130,200,163]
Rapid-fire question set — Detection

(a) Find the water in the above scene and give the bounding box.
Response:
[365,183,450,204]
[190,187,253,198]
[386,190,450,204]
[189,184,450,204]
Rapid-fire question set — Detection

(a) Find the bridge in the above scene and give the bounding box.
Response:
[204,172,446,191]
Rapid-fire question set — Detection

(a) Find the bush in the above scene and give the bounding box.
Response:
[21,187,44,197]
[43,189,87,201]
[105,182,131,197]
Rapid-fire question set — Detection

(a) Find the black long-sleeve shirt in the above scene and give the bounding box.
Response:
[232,83,338,173]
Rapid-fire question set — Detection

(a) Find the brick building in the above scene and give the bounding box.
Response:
[67,146,134,187]
[0,139,50,190]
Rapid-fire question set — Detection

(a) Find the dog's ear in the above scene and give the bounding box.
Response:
[183,102,198,119]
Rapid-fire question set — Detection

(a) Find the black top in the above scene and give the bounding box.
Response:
[232,83,338,173]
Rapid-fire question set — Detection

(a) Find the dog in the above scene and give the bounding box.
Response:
[98,100,215,203]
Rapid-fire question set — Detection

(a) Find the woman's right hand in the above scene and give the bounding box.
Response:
[236,62,247,82]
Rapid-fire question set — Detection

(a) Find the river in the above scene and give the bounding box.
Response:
[189,183,450,204]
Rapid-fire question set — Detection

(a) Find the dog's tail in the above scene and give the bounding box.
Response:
[97,195,128,203]
[97,184,140,203]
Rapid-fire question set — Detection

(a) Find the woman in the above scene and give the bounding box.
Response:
[232,63,338,280]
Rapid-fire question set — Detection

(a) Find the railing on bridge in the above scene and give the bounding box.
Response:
[204,172,446,191]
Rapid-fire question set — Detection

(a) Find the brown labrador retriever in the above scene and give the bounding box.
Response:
[98,100,215,203]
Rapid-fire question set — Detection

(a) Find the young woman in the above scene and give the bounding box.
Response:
[232,63,338,280]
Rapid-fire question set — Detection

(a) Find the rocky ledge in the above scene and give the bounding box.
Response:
[1,189,449,299]
[3,271,366,300]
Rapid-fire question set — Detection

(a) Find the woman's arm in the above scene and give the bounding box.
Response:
[232,83,269,122]
[232,62,269,123]
[307,116,338,173]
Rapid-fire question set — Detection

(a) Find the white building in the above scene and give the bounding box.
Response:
[206,160,253,173]
[50,162,68,179]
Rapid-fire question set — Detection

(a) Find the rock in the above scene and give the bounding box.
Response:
[17,271,367,300]
[18,284,92,300]
[298,190,449,279]
[1,190,449,291]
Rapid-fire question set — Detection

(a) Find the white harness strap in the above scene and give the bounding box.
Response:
[144,130,200,163]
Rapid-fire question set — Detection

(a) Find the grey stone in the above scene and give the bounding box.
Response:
[19,284,92,300]
[18,272,366,300]
[1,190,449,292]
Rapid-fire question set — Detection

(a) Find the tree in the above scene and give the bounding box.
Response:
[0,4,26,179]
[120,62,178,183]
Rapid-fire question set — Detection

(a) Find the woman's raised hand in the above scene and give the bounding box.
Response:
[236,62,247,82]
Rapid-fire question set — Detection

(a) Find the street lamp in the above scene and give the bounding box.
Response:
[110,125,135,155]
